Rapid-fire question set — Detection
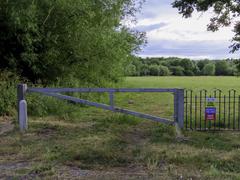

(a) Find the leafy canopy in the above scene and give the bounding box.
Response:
[172,0,240,53]
[0,0,145,85]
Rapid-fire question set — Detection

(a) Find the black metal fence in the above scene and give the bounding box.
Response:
[184,89,240,131]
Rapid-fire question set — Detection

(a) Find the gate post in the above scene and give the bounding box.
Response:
[174,89,184,129]
[17,84,28,131]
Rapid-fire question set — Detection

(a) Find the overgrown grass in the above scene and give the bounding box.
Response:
[1,76,240,178]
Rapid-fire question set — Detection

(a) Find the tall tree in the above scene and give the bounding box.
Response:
[172,0,240,52]
[0,0,145,85]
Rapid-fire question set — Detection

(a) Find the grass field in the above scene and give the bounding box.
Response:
[124,76,240,90]
[1,77,240,179]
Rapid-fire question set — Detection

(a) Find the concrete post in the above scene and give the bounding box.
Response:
[19,100,28,131]
[17,84,28,131]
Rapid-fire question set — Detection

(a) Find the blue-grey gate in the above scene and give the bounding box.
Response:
[17,84,184,131]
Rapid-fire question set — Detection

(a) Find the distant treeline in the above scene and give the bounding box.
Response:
[125,57,240,76]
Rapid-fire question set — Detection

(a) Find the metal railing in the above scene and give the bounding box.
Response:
[185,89,240,131]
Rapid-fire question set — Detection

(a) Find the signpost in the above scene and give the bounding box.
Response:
[205,98,216,121]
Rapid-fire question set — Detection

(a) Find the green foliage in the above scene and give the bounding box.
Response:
[159,65,171,76]
[0,0,145,85]
[149,65,160,76]
[0,71,20,116]
[140,64,150,76]
[172,0,240,75]
[169,66,184,76]
[202,63,215,76]
[126,57,239,76]
[172,0,240,53]
[215,61,231,76]
[125,64,137,76]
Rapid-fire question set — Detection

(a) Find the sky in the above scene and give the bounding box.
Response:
[133,0,239,59]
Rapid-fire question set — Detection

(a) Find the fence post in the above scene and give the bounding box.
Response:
[174,89,184,129]
[17,84,28,131]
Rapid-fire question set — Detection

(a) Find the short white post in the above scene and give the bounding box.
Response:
[17,84,28,132]
[19,100,28,131]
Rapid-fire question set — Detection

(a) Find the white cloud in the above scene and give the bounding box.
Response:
[134,0,237,59]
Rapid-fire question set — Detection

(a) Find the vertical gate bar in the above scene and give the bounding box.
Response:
[200,91,202,131]
[174,91,178,124]
[17,84,28,131]
[176,89,184,129]
[190,90,193,130]
[238,95,240,130]
[214,91,216,130]
[185,91,188,129]
[228,91,231,129]
[109,92,114,109]
[209,94,212,130]
[218,92,221,130]
[204,90,207,131]
[195,95,197,130]
[224,95,226,129]
[233,90,236,130]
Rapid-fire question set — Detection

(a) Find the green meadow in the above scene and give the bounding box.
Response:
[1,76,240,179]
[124,76,240,90]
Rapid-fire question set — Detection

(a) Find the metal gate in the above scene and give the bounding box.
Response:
[184,89,240,131]
[17,84,184,131]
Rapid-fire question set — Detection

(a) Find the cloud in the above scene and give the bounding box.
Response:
[134,22,168,31]
[138,39,238,59]
[134,0,237,59]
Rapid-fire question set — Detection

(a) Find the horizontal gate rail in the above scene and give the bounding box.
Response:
[36,92,174,125]
[17,84,184,131]
[27,88,178,93]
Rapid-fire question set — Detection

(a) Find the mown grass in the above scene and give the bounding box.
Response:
[124,76,240,91]
[1,76,240,179]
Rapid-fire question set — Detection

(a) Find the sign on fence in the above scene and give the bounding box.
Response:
[205,98,216,121]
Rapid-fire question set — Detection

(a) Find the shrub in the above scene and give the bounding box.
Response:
[169,66,184,76]
[159,65,171,76]
[202,63,216,76]
[0,71,20,116]
[215,61,231,76]
[149,65,160,76]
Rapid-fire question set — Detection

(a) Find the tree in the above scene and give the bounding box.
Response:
[132,57,143,76]
[197,60,211,74]
[215,61,231,75]
[140,64,150,76]
[203,63,215,76]
[125,64,137,76]
[172,0,240,52]
[159,65,171,76]
[0,0,145,85]
[149,65,159,76]
[179,58,195,75]
[169,66,185,76]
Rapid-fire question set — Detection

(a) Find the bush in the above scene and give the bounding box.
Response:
[202,63,215,76]
[0,71,19,116]
[149,65,160,76]
[215,61,231,76]
[169,66,184,76]
[159,65,171,76]
[125,64,137,76]
[140,64,150,76]
[0,71,83,117]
